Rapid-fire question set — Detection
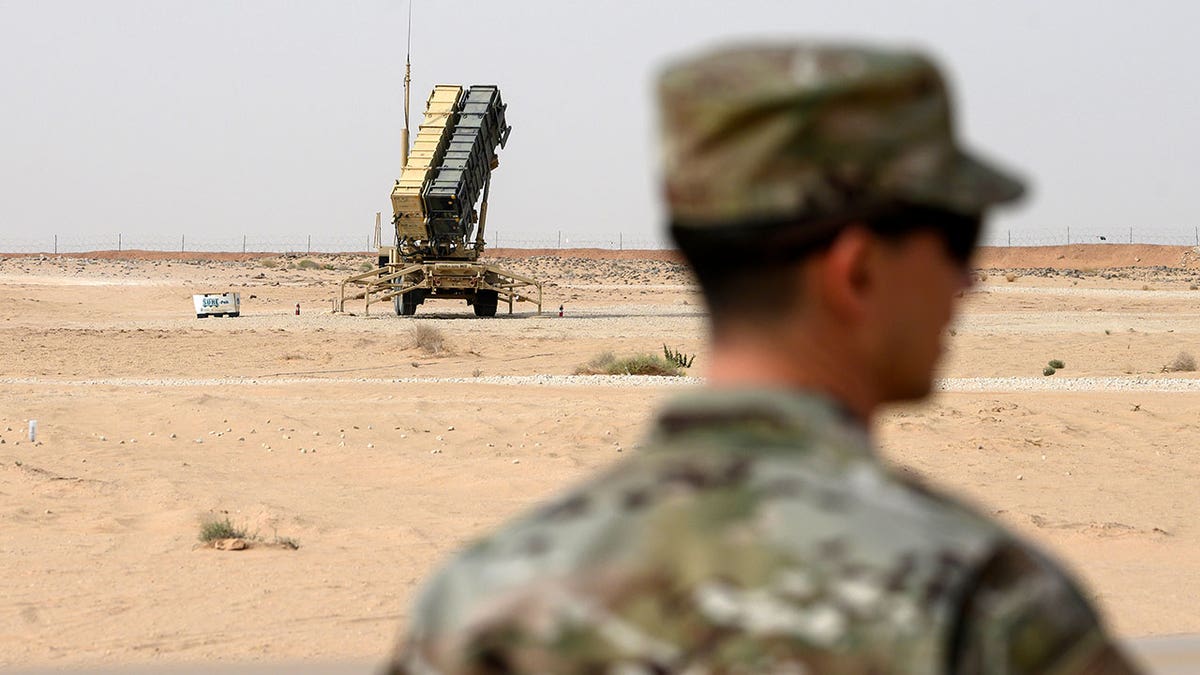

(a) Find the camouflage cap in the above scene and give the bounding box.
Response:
[658,43,1025,229]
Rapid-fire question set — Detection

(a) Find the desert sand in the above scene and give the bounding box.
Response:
[1,244,1199,672]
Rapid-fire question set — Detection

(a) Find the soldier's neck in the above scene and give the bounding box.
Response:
[706,328,878,427]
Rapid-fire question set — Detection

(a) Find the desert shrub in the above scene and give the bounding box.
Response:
[1042,366,1056,376]
[1005,273,1017,283]
[199,517,246,542]
[1167,352,1197,372]
[261,259,279,268]
[1048,359,1065,369]
[296,259,320,270]
[574,351,616,375]
[359,262,374,272]
[322,263,335,271]
[609,354,682,376]
[409,324,447,355]
[273,536,300,550]
[662,344,696,368]
[576,351,681,376]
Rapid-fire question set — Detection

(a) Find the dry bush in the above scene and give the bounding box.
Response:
[272,535,300,550]
[409,324,448,355]
[575,351,682,377]
[199,517,246,542]
[200,517,299,550]
[574,351,616,375]
[611,354,682,376]
[1005,273,1017,283]
[296,259,320,270]
[1165,352,1197,372]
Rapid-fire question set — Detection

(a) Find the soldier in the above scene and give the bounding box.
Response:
[387,43,1140,673]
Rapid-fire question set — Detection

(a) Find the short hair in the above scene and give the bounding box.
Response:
[671,204,982,328]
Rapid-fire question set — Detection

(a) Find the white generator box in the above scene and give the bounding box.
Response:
[193,292,240,318]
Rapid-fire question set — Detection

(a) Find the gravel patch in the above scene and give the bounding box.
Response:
[0,375,704,388]
[3,375,1200,392]
[979,285,1200,299]
[936,376,1200,392]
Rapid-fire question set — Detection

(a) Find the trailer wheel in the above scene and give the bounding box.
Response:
[396,292,418,316]
[473,289,498,317]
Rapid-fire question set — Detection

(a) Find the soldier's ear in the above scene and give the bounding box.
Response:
[815,225,876,322]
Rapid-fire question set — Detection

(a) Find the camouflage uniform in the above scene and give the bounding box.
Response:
[387,43,1139,674]
[388,391,1134,674]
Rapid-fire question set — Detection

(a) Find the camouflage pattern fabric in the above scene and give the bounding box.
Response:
[657,44,1025,228]
[387,390,1137,674]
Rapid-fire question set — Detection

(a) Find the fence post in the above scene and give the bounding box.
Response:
[1007,229,1011,247]
[1195,226,1198,246]
[1066,226,1070,245]
[307,235,311,254]
[118,233,121,252]
[243,235,247,254]
[619,233,623,251]
[1130,227,1133,244]
[181,235,185,252]
[54,235,57,255]
[557,230,561,249]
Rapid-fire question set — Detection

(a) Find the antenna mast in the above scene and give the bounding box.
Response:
[400,1,412,173]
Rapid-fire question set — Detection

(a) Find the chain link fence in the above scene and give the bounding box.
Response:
[2,229,1199,254]
[980,227,1200,247]
[0,232,672,254]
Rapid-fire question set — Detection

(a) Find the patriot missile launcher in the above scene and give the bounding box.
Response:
[339,61,541,316]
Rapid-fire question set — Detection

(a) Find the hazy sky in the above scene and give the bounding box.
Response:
[2,1,1199,249]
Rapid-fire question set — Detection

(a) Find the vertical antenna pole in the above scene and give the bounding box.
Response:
[399,1,412,173]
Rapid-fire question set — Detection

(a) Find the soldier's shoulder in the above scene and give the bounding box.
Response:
[952,542,1140,673]
[394,427,1112,673]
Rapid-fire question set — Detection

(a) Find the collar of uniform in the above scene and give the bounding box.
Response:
[645,387,873,458]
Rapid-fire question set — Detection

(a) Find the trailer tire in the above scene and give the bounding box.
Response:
[473,289,498,317]
[396,292,418,316]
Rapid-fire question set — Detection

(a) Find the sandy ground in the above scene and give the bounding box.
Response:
[1,245,1199,672]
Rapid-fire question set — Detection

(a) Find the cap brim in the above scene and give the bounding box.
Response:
[912,148,1026,215]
